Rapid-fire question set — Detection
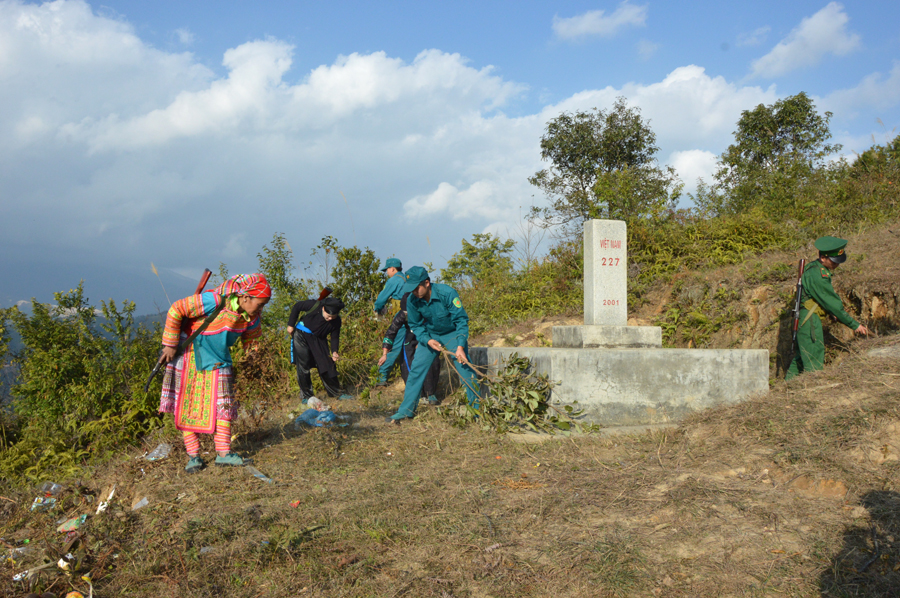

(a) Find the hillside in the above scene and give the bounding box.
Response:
[474,223,900,378]
[2,223,899,598]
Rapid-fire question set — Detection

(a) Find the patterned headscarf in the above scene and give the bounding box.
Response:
[213,273,272,298]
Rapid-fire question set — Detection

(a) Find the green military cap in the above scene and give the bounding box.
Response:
[814,236,848,264]
[381,257,402,272]
[401,266,430,294]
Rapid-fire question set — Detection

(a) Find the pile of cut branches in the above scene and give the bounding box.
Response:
[442,352,594,434]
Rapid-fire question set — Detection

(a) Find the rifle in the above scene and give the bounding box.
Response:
[143,269,213,393]
[791,258,807,346]
[290,287,332,364]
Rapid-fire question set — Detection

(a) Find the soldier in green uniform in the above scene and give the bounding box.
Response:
[374,257,406,386]
[386,266,480,423]
[785,236,869,380]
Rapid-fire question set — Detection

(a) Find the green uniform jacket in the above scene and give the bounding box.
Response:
[374,271,406,312]
[799,260,860,330]
[407,283,469,347]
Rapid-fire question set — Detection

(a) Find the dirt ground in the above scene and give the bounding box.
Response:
[2,331,900,598]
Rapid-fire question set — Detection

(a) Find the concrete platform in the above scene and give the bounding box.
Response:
[553,325,662,348]
[469,346,769,427]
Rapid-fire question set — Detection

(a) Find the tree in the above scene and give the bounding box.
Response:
[838,134,900,226]
[441,233,516,288]
[593,165,682,222]
[0,307,11,363]
[529,97,679,234]
[330,243,384,307]
[256,233,308,328]
[696,92,841,217]
[850,134,900,178]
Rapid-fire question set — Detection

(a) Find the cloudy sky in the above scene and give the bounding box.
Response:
[1,0,898,313]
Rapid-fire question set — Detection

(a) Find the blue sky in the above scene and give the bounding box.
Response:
[1,0,898,313]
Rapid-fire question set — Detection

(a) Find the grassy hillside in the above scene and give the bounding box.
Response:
[473,222,900,380]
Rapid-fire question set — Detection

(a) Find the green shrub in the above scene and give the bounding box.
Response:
[1,284,162,481]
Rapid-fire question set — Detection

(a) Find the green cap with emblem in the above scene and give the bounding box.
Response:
[381,257,402,272]
[814,236,848,264]
[401,266,430,294]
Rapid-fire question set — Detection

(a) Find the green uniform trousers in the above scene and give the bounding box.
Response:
[785,310,825,380]
[391,332,479,419]
[377,328,404,384]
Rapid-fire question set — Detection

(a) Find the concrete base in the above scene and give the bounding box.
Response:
[553,325,662,348]
[469,346,769,427]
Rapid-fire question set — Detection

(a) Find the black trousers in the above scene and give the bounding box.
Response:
[292,330,343,399]
[399,337,441,397]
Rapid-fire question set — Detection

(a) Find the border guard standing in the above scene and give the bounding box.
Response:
[786,236,869,380]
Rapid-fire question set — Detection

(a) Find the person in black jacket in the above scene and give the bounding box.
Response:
[287,296,352,402]
[377,292,442,404]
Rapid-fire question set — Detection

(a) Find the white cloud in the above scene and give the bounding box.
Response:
[736,26,770,47]
[0,0,214,151]
[405,181,501,220]
[821,61,900,117]
[293,49,522,118]
[223,233,248,259]
[56,45,524,152]
[669,149,718,192]
[548,65,776,152]
[750,2,859,78]
[637,39,659,60]
[64,39,296,151]
[0,0,535,280]
[406,65,778,226]
[14,115,50,140]
[553,2,647,40]
[175,27,194,46]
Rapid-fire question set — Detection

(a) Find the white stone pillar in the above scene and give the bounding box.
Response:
[554,218,661,348]
[584,219,627,326]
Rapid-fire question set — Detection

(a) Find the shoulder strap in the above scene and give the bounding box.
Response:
[176,295,228,355]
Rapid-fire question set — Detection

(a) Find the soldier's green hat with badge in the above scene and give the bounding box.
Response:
[380,257,402,272]
[401,266,430,294]
[815,236,848,264]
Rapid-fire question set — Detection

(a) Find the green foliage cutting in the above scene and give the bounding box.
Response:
[443,352,595,435]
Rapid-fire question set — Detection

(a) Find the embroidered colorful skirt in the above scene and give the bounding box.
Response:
[159,348,236,434]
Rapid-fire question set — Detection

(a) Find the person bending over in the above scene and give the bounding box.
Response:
[288,296,352,402]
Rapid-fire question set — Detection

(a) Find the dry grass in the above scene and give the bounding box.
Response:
[2,333,899,597]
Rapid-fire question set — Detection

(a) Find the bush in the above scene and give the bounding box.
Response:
[1,284,162,481]
[446,236,583,336]
[627,211,793,301]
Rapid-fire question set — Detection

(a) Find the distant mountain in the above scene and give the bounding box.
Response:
[0,259,201,317]
[3,312,166,357]
[0,363,17,406]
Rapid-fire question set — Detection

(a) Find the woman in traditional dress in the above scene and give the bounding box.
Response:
[158,273,271,473]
